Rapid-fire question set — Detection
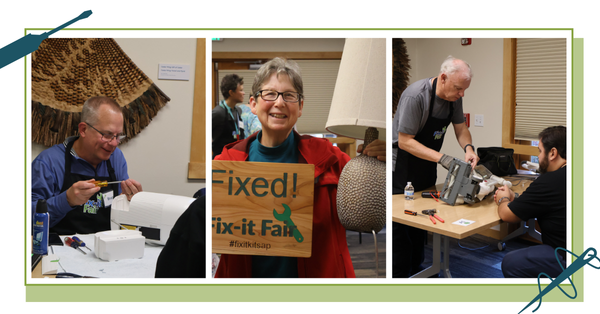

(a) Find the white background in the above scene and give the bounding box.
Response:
[2,1,598,312]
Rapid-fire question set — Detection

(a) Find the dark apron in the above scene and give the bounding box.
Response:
[392,78,454,277]
[393,78,454,193]
[50,138,118,235]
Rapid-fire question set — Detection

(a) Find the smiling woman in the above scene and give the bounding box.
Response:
[213,57,387,278]
[249,61,304,147]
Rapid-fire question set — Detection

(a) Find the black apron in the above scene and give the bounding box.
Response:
[392,78,454,277]
[393,78,454,193]
[50,138,119,235]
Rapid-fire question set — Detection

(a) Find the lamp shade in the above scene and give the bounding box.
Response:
[329,38,387,235]
[326,38,386,140]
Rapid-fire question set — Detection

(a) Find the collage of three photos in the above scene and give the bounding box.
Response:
[29,36,568,281]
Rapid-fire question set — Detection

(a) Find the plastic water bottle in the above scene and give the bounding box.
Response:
[33,199,49,255]
[404,182,415,200]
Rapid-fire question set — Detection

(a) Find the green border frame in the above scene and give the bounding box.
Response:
[24,30,583,304]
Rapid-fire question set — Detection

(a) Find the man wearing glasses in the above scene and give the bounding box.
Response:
[31,96,142,235]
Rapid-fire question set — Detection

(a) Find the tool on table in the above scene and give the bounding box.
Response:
[423,209,444,224]
[422,191,441,198]
[440,158,482,206]
[422,191,441,202]
[404,210,431,219]
[94,180,122,187]
[72,236,92,252]
[273,203,304,242]
[65,237,87,255]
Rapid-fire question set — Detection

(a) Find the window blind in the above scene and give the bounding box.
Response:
[514,38,567,140]
[218,59,341,134]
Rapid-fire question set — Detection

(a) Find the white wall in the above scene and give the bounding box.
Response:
[402,38,505,184]
[32,38,205,198]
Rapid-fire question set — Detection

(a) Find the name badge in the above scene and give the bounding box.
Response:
[238,120,244,129]
[103,190,114,207]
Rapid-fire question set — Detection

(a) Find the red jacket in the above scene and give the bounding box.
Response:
[214,131,356,278]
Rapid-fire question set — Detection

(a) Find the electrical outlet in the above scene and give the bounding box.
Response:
[474,114,484,127]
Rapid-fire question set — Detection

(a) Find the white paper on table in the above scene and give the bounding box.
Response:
[453,219,476,226]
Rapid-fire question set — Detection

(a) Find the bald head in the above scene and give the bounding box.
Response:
[436,56,472,102]
[440,56,472,81]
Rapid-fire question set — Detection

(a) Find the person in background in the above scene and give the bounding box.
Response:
[391,56,479,278]
[212,74,246,158]
[495,126,566,278]
[155,195,206,278]
[214,57,385,278]
[239,102,262,136]
[31,96,142,235]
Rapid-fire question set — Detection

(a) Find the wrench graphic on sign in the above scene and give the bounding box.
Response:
[273,203,304,243]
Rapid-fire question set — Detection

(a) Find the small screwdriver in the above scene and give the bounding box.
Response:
[72,236,92,252]
[94,180,122,187]
[65,237,87,255]
[404,210,429,217]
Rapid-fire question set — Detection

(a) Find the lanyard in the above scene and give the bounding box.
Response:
[219,100,240,140]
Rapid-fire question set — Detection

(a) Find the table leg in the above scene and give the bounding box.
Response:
[411,233,440,278]
[441,235,452,278]
[410,233,453,278]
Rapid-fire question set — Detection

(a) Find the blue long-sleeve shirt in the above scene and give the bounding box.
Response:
[31,137,129,228]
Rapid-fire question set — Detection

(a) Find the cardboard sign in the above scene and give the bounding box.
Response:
[212,161,315,257]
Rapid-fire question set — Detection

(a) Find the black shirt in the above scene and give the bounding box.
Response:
[212,104,244,158]
[508,167,567,258]
[155,196,206,278]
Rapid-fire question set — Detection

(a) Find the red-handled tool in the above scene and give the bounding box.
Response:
[65,237,87,255]
[423,209,444,223]
[405,210,434,223]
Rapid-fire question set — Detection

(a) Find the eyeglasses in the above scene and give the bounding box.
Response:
[85,122,126,143]
[256,90,302,102]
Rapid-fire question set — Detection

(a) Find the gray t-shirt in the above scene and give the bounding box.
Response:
[392,77,465,169]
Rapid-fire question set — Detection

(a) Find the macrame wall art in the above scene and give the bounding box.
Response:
[392,38,411,117]
[32,38,170,147]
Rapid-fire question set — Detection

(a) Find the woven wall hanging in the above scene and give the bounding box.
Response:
[31,38,170,147]
[392,38,411,117]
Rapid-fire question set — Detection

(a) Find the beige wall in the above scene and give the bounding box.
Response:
[402,38,505,184]
[212,38,346,52]
[31,38,205,198]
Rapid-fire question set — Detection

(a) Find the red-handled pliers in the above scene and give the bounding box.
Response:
[423,209,444,224]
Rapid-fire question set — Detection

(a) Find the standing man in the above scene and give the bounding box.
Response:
[495,126,566,278]
[392,56,479,277]
[32,96,143,235]
[212,74,246,158]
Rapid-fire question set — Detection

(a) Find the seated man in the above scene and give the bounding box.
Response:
[494,126,566,278]
[32,96,142,235]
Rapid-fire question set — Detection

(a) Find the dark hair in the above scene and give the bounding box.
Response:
[539,125,566,159]
[220,74,244,100]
